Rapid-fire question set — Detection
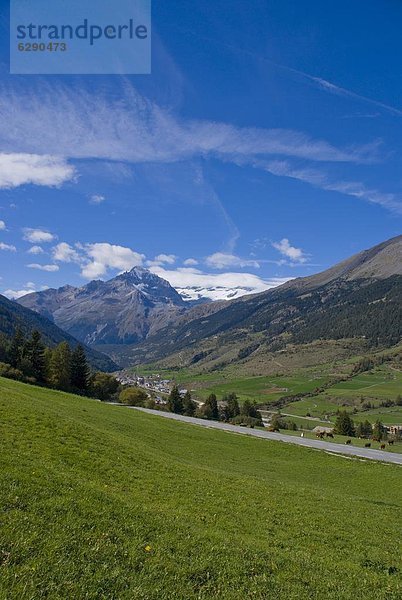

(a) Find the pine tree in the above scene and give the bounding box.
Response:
[203,394,219,420]
[167,385,184,414]
[220,393,241,421]
[182,390,196,416]
[9,328,24,368]
[25,330,46,382]
[241,400,261,420]
[224,393,240,419]
[70,345,90,393]
[49,342,72,391]
[334,411,355,437]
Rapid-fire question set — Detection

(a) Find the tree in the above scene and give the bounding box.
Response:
[182,390,196,416]
[119,387,148,406]
[24,330,46,383]
[270,413,286,430]
[49,342,72,391]
[202,394,219,420]
[90,372,120,401]
[220,393,240,421]
[241,400,262,421]
[356,420,372,438]
[70,345,90,393]
[167,385,184,414]
[372,419,386,441]
[9,328,24,369]
[334,411,355,437]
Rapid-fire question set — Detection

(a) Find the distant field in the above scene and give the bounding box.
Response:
[1,377,401,599]
[136,366,330,403]
[325,370,402,399]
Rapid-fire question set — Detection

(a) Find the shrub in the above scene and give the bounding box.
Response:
[119,387,148,407]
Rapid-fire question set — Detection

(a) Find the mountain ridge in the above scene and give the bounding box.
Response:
[18,266,187,346]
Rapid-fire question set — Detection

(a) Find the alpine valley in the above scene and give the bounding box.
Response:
[17,235,402,372]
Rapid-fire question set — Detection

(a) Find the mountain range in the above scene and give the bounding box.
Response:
[126,235,401,371]
[18,267,188,346]
[17,235,402,370]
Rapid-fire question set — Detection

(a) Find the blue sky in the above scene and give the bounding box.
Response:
[0,0,401,299]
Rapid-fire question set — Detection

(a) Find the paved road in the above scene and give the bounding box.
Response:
[130,407,402,465]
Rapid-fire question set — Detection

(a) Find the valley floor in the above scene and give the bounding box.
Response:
[1,377,401,599]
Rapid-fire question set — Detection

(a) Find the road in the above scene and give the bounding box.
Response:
[130,407,402,465]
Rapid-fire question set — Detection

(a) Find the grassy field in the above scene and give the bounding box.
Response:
[1,377,402,599]
[136,361,402,429]
[135,366,330,403]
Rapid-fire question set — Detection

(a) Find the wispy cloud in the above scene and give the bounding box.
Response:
[146,253,177,267]
[264,160,402,214]
[0,242,16,252]
[310,77,402,117]
[27,263,59,272]
[205,252,260,269]
[89,194,106,205]
[172,26,402,118]
[0,84,378,166]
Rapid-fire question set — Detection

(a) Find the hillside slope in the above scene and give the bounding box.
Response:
[0,377,401,599]
[0,294,117,372]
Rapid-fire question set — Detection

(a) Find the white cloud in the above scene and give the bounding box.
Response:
[80,243,145,279]
[27,263,59,272]
[183,258,198,266]
[23,228,56,243]
[89,194,106,204]
[0,220,6,230]
[53,242,81,263]
[0,153,75,189]
[272,239,307,264]
[0,242,16,251]
[146,253,177,267]
[151,265,291,301]
[205,252,260,269]
[3,288,35,299]
[27,245,44,255]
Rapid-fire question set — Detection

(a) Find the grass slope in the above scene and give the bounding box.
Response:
[1,377,401,600]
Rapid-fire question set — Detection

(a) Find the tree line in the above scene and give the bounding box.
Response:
[0,329,119,401]
[333,410,392,441]
[120,385,265,427]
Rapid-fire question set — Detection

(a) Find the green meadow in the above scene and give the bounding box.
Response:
[136,366,329,403]
[1,376,401,599]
